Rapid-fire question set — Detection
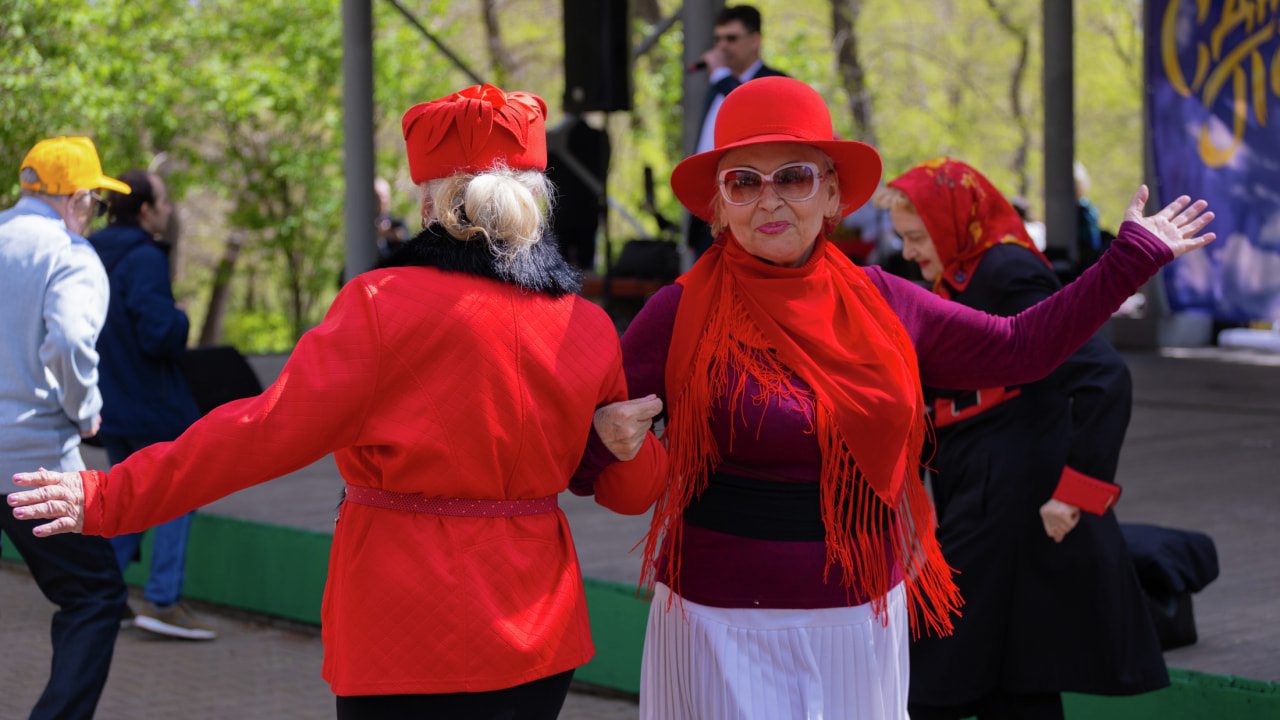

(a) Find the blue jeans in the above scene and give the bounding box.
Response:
[1,500,127,720]
[102,433,194,608]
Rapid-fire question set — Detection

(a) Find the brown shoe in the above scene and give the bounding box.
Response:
[134,601,217,640]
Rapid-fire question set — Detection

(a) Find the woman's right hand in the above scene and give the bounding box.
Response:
[594,395,664,461]
[8,468,87,536]
[1039,498,1081,543]
[1125,185,1216,258]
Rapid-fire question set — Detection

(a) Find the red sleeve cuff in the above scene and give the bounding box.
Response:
[1052,466,1121,515]
[79,470,108,536]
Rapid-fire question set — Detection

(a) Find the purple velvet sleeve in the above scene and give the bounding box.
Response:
[569,428,617,496]
[569,284,683,494]
[865,221,1172,390]
[617,283,682,400]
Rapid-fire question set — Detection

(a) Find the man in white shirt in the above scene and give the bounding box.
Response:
[0,136,130,720]
[687,5,788,255]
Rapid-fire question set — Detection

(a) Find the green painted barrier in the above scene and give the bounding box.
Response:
[6,513,1279,717]
[1063,669,1280,719]
[1,511,330,624]
[180,513,330,624]
[578,577,650,694]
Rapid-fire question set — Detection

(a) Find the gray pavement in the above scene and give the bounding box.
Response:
[1,347,1277,718]
[0,562,639,719]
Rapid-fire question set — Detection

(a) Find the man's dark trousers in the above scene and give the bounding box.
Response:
[1,503,126,720]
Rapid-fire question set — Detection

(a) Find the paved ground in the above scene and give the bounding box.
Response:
[1,347,1277,718]
[0,568,639,720]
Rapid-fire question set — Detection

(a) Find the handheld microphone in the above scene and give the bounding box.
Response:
[687,60,708,73]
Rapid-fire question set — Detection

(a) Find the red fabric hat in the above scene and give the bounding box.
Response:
[670,76,882,222]
[401,84,548,184]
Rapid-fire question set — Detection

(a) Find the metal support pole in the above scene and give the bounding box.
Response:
[343,0,378,282]
[681,1,724,157]
[1043,0,1076,263]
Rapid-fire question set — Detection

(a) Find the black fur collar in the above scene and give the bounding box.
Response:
[382,223,582,297]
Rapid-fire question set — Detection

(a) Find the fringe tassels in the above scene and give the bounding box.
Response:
[643,273,962,636]
[818,405,962,637]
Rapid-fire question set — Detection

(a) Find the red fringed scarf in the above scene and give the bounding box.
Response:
[641,232,962,636]
[888,157,1052,300]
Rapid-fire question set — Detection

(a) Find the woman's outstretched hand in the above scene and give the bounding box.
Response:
[1125,185,1216,258]
[8,469,86,536]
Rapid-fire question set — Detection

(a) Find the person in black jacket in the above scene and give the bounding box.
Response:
[89,169,216,641]
[686,5,788,256]
[875,158,1168,720]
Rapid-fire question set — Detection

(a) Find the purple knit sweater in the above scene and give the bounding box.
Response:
[574,222,1171,609]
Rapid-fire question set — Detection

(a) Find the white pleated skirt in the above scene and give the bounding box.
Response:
[639,582,909,720]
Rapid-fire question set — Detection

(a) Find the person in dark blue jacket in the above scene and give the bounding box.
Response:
[89,169,216,640]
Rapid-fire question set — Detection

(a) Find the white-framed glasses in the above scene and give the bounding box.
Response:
[717,162,825,205]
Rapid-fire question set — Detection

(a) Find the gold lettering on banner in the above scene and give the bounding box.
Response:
[1162,0,1280,167]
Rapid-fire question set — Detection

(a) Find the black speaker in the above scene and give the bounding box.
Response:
[562,0,632,113]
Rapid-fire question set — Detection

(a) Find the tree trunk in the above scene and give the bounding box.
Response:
[983,0,1031,197]
[481,0,512,88]
[199,233,244,347]
[831,0,875,145]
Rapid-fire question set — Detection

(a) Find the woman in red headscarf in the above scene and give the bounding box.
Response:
[576,78,1212,719]
[9,85,668,720]
[878,158,1168,720]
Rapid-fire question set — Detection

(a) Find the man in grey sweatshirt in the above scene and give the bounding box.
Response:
[0,136,130,720]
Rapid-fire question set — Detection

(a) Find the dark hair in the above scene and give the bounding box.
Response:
[716,5,761,34]
[105,170,155,225]
[1008,195,1032,222]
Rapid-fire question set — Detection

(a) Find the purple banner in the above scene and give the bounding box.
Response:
[1147,0,1280,322]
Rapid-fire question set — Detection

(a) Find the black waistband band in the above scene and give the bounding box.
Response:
[682,473,826,541]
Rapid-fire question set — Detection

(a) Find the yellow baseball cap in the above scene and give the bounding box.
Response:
[19,137,131,196]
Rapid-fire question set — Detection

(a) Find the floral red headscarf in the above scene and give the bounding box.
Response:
[888,158,1051,299]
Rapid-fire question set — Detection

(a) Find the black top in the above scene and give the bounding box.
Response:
[909,243,1168,704]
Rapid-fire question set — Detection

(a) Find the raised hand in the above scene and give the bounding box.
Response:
[594,394,664,462]
[1124,185,1216,259]
[8,468,86,536]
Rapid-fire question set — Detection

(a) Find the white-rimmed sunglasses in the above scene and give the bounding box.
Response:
[717,161,826,205]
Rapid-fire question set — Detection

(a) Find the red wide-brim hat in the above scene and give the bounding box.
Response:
[671,76,882,223]
[402,84,548,184]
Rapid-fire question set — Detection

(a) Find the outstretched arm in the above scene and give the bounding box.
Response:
[885,189,1214,390]
[11,278,382,537]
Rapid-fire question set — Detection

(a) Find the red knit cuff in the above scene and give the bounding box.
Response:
[79,470,108,536]
[1052,466,1121,515]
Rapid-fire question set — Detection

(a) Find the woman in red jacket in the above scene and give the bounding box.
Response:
[9,84,666,720]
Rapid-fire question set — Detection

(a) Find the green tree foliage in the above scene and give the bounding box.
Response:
[1,0,459,351]
[0,0,1146,352]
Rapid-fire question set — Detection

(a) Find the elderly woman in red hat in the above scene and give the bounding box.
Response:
[577,76,1213,718]
[9,85,667,720]
[878,158,1168,720]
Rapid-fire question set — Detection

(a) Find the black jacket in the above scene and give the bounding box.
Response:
[700,62,788,130]
[909,244,1168,704]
